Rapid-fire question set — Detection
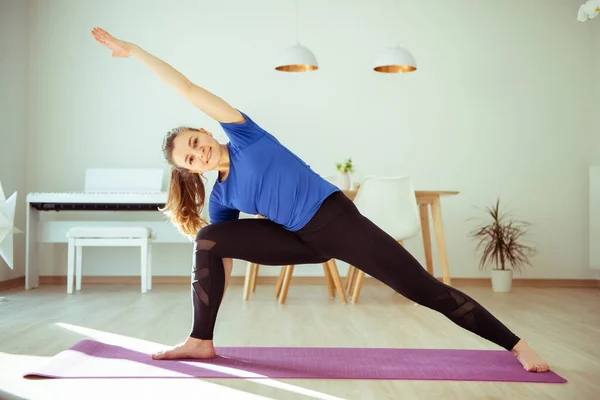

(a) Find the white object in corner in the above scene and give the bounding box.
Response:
[590,166,600,269]
[0,182,20,270]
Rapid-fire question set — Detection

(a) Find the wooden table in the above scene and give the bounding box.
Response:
[342,190,459,285]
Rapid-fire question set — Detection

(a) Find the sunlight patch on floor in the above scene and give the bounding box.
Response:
[1,351,275,400]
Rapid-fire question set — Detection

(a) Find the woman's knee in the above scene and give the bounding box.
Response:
[195,223,221,249]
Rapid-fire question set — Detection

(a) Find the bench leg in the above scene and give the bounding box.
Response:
[141,239,148,294]
[67,238,75,294]
[75,245,82,291]
[147,241,152,291]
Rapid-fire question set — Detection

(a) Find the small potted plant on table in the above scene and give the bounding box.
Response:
[335,158,355,190]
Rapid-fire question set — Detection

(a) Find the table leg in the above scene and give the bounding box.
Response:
[418,204,434,276]
[431,197,452,285]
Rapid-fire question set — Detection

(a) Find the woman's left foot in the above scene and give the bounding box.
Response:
[511,340,550,372]
[152,337,216,360]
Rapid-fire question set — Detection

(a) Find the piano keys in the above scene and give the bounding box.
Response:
[27,191,168,211]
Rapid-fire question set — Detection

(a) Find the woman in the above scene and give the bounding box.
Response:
[91,27,550,372]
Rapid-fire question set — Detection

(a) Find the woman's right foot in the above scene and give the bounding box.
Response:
[152,337,216,360]
[511,340,550,372]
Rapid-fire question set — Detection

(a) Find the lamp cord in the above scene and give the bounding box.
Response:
[295,0,299,44]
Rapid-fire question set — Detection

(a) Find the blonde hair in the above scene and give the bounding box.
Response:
[160,127,208,240]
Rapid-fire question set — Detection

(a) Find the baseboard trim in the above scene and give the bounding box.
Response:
[36,275,600,288]
[0,276,25,291]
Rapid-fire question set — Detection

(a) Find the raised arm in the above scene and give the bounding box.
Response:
[91,27,244,124]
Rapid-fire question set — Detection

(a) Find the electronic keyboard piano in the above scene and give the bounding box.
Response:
[24,190,195,290]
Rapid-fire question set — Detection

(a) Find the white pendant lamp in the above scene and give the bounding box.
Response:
[275,0,318,72]
[275,43,318,72]
[373,44,417,74]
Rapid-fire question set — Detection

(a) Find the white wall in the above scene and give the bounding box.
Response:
[593,16,600,165]
[591,16,600,277]
[0,0,29,281]
[19,0,600,281]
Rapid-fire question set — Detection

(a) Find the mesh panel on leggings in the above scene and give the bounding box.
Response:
[432,290,477,331]
[194,240,217,306]
[190,240,223,340]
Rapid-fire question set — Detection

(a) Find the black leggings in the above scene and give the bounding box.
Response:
[190,191,521,351]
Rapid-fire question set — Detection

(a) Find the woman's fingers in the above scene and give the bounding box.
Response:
[94,32,110,44]
[92,33,114,50]
[91,30,105,42]
[93,35,108,47]
[95,27,113,41]
[91,27,129,57]
[91,27,113,44]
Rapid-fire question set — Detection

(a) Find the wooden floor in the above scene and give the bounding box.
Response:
[0,282,599,400]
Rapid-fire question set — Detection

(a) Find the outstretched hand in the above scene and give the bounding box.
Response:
[91,27,133,58]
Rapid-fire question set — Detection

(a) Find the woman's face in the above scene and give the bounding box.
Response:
[171,128,223,174]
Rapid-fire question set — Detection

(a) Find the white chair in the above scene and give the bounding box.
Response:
[66,226,152,294]
[345,176,422,303]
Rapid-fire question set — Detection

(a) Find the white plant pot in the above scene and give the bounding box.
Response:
[340,172,351,190]
[491,269,513,292]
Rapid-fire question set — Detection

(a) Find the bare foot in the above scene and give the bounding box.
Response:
[152,337,216,360]
[511,340,550,372]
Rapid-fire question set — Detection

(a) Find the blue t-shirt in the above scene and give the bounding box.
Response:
[208,111,339,231]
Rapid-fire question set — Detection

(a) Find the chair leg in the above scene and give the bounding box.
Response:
[141,239,148,294]
[322,262,335,298]
[75,245,82,292]
[348,265,359,297]
[279,265,294,304]
[326,259,347,304]
[67,238,75,294]
[274,266,286,298]
[147,242,152,291]
[251,264,259,292]
[344,265,356,292]
[351,270,366,304]
[243,262,256,300]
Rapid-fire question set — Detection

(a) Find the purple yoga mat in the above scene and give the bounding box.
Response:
[23,339,566,383]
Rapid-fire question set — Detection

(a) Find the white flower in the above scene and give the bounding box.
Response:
[578,0,600,22]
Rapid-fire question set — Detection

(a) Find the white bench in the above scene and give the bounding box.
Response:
[66,227,152,294]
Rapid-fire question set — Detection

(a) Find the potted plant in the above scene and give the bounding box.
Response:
[468,198,537,292]
[335,158,355,190]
